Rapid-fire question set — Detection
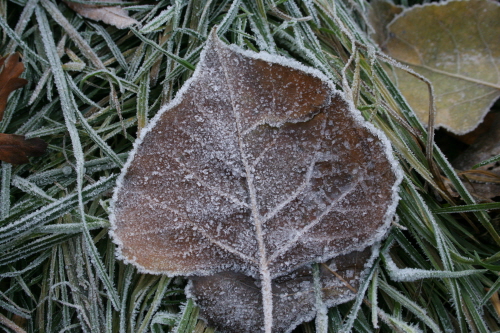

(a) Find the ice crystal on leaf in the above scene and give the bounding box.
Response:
[111,30,401,332]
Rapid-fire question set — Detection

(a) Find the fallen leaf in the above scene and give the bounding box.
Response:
[368,0,403,48]
[370,0,500,134]
[64,0,139,29]
[0,53,28,122]
[111,32,401,331]
[187,248,373,333]
[0,133,48,164]
[452,112,500,200]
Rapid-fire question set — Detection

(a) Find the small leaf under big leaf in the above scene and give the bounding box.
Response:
[111,31,401,332]
[0,53,28,121]
[0,133,48,164]
[187,248,374,333]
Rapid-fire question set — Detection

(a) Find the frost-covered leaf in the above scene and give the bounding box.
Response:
[111,31,401,332]
[0,53,28,121]
[63,0,139,29]
[370,0,500,134]
[187,248,373,333]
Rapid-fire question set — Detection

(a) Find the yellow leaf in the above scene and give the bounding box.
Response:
[371,0,500,134]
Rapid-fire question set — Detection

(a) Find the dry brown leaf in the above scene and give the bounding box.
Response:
[368,0,403,47]
[188,248,373,333]
[0,133,48,165]
[0,53,28,122]
[370,0,500,134]
[111,32,401,332]
[64,0,139,29]
[453,112,500,200]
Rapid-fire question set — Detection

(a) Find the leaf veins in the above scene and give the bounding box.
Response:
[111,32,401,332]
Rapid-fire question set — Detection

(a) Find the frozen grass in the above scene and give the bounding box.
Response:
[0,0,499,332]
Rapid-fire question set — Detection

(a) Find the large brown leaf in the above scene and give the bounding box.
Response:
[111,32,401,331]
[370,0,500,134]
[0,133,48,164]
[0,53,28,122]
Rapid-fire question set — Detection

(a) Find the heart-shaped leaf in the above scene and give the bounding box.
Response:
[370,0,500,134]
[111,32,401,331]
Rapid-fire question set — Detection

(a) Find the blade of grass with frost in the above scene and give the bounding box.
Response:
[382,246,486,281]
[473,153,500,169]
[66,73,103,109]
[58,246,72,330]
[74,110,124,168]
[11,175,56,203]
[401,180,469,331]
[130,28,196,70]
[378,279,443,333]
[38,219,110,234]
[242,0,277,53]
[137,75,150,134]
[0,252,50,278]
[91,23,129,71]
[5,0,38,53]
[377,309,424,333]
[369,268,379,328]
[0,234,72,266]
[433,202,500,214]
[0,175,117,245]
[119,264,135,332]
[16,99,58,134]
[340,259,379,332]
[285,1,334,72]
[0,15,48,65]
[0,297,31,319]
[0,89,22,133]
[174,299,199,333]
[40,0,105,69]
[31,12,120,309]
[216,0,242,37]
[0,163,11,220]
[140,6,175,34]
[434,147,499,243]
[136,276,171,333]
[128,277,157,331]
[25,154,126,186]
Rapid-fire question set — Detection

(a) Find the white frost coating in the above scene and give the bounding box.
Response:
[110,28,402,274]
[110,28,403,332]
[227,40,403,262]
[186,244,384,333]
[383,242,481,282]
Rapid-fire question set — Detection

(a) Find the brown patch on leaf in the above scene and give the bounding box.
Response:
[0,134,48,164]
[0,53,28,121]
